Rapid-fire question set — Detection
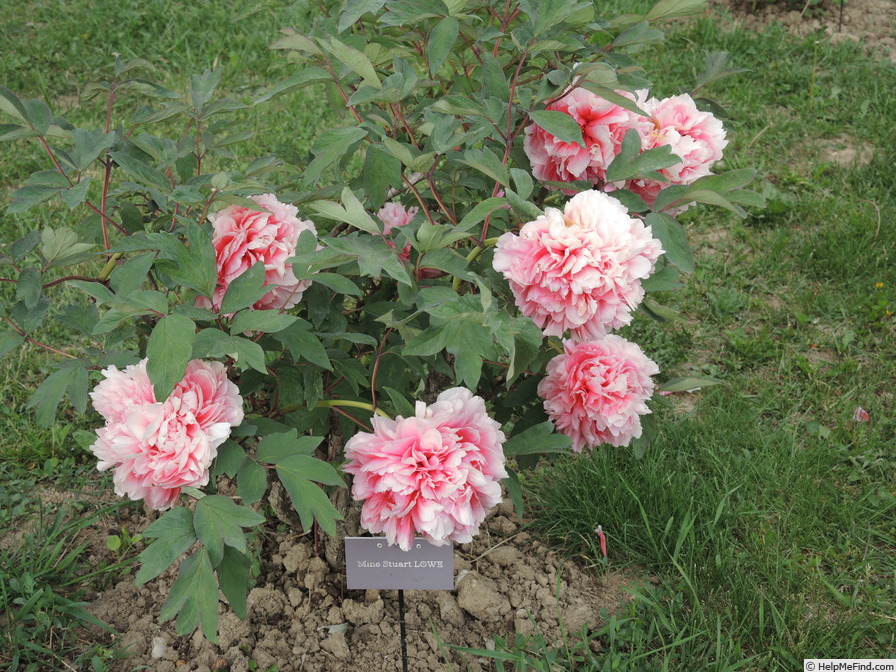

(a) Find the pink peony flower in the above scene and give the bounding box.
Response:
[853,406,870,423]
[524,88,641,188]
[376,201,417,263]
[539,336,659,451]
[377,202,418,235]
[492,190,663,340]
[205,193,317,311]
[627,93,727,208]
[343,388,507,551]
[89,359,244,510]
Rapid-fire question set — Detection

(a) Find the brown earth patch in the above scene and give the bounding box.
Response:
[717,0,896,61]
[46,496,640,672]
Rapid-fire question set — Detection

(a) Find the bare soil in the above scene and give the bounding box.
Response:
[718,0,896,61]
[84,498,634,672]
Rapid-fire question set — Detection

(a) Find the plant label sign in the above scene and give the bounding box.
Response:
[345,537,454,590]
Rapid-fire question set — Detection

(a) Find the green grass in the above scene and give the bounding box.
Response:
[0,459,142,671]
[2,1,895,670]
[528,13,896,671]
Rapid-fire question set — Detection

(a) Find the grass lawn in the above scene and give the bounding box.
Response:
[1,1,894,670]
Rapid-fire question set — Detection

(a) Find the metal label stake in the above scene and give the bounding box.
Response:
[398,588,409,672]
[344,537,454,672]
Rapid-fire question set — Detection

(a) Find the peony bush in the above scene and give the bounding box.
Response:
[0,0,761,641]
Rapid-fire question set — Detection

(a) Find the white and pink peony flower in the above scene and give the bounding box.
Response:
[539,336,659,451]
[376,201,417,263]
[492,190,663,341]
[343,388,507,551]
[89,359,244,510]
[377,202,418,235]
[627,93,728,208]
[204,193,317,311]
[524,88,641,188]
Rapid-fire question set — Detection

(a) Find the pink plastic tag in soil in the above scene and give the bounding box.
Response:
[345,537,454,590]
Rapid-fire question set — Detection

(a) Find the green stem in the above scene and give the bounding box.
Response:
[451,237,500,291]
[97,253,123,281]
[315,399,392,418]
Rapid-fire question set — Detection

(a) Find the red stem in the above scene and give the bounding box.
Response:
[369,328,393,412]
[481,49,528,243]
[2,317,77,359]
[330,405,373,432]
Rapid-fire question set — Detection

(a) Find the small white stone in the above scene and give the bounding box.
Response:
[150,636,167,660]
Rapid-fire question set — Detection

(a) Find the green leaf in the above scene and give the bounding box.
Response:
[382,137,416,168]
[146,315,196,401]
[503,468,524,519]
[211,439,247,478]
[344,186,383,234]
[338,0,387,31]
[257,430,323,463]
[645,213,693,273]
[679,188,747,218]
[253,66,331,104]
[428,16,459,76]
[0,85,28,124]
[16,267,41,309]
[274,322,332,370]
[190,69,222,109]
[72,129,114,170]
[610,21,664,49]
[27,367,81,427]
[695,51,750,91]
[641,263,683,292]
[110,252,155,296]
[504,421,572,456]
[130,133,179,167]
[61,178,91,210]
[68,366,89,414]
[24,99,53,134]
[457,197,510,229]
[136,508,197,585]
[360,144,402,211]
[40,227,96,267]
[381,0,449,25]
[510,168,534,201]
[230,310,297,335]
[658,376,723,392]
[382,386,415,418]
[10,230,41,261]
[645,0,706,22]
[402,323,449,357]
[458,147,510,187]
[0,123,37,142]
[606,129,678,183]
[193,495,265,566]
[14,296,50,332]
[304,126,369,184]
[155,221,218,298]
[196,334,267,373]
[237,460,267,505]
[275,456,344,535]
[216,546,250,619]
[311,273,361,297]
[325,236,412,286]
[160,547,218,643]
[7,185,63,214]
[528,110,585,148]
[322,35,381,89]
[0,330,25,360]
[480,52,510,100]
[109,148,171,192]
[219,262,267,315]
